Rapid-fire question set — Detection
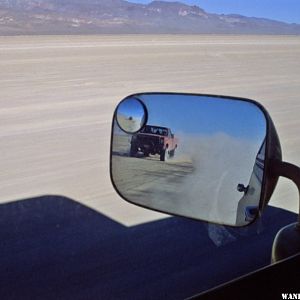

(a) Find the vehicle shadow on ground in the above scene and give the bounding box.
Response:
[0,195,297,300]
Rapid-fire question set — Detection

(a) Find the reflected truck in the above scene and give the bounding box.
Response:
[130,125,178,161]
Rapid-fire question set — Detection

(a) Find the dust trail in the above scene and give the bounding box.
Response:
[142,133,262,225]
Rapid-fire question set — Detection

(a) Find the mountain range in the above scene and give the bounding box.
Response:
[1,0,300,35]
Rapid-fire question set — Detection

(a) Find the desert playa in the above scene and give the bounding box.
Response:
[1,34,300,226]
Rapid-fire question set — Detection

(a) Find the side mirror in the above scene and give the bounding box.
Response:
[110,93,282,227]
[110,93,300,261]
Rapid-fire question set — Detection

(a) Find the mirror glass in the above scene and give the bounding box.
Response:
[111,93,267,226]
[116,97,147,133]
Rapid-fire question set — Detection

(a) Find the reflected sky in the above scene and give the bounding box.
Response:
[138,94,266,142]
[117,97,146,119]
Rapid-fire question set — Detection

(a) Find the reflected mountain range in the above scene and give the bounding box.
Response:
[1,0,300,35]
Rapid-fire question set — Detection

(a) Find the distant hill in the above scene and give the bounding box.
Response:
[1,0,300,35]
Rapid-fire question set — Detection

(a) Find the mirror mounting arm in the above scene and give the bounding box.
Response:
[270,159,300,225]
[269,159,300,262]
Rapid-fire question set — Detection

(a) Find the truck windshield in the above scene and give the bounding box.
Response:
[141,126,168,136]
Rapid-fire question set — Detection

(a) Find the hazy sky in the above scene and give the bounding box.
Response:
[138,94,266,141]
[129,0,300,24]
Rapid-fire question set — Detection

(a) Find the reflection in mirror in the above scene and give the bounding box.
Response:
[111,94,267,227]
[116,96,147,133]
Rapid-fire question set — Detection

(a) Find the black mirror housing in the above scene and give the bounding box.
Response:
[260,110,282,210]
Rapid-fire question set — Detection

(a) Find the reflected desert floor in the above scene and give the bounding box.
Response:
[1,35,300,226]
[112,132,261,225]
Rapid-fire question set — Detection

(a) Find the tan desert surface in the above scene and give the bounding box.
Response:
[1,34,300,226]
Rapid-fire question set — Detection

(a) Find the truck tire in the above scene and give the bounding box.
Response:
[160,149,168,161]
[172,144,178,157]
[170,149,175,158]
[130,145,137,157]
